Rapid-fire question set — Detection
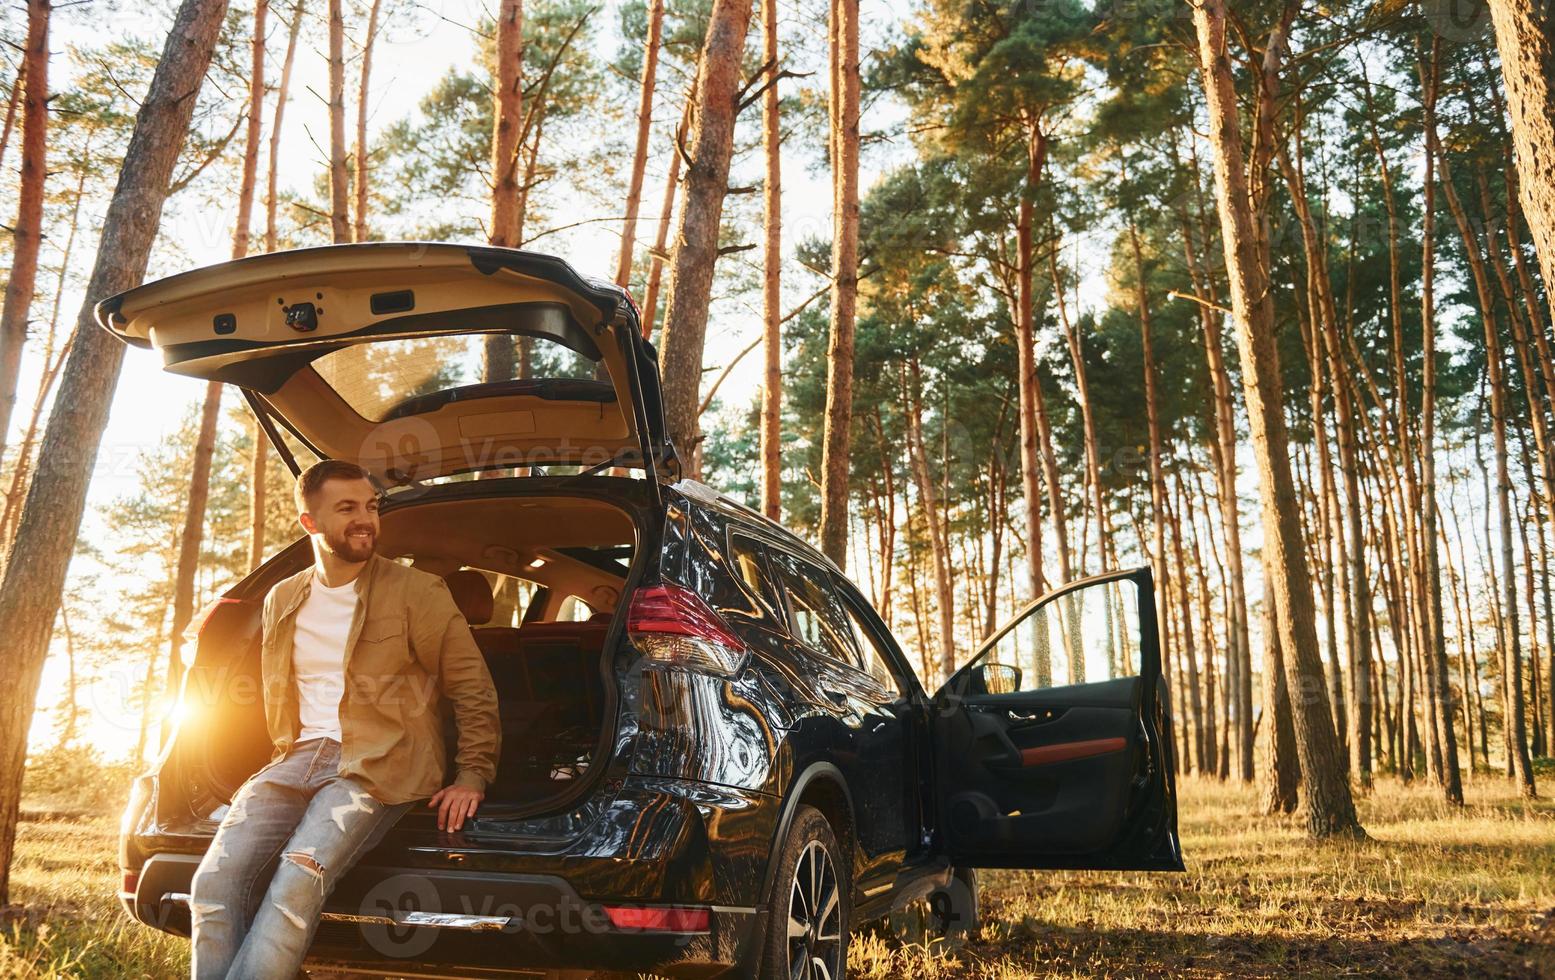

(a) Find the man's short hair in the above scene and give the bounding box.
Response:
[295,459,374,513]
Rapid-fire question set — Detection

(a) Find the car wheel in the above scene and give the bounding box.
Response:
[758,804,847,980]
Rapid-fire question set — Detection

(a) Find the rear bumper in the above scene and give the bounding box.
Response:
[120,774,777,976]
[129,851,758,977]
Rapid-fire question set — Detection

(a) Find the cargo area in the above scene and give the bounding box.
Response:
[161,487,641,827]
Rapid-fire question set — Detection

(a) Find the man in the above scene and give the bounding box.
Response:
[189,459,500,979]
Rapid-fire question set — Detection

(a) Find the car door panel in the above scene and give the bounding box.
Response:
[931,568,1182,871]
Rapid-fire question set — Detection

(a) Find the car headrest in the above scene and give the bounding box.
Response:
[444,569,495,626]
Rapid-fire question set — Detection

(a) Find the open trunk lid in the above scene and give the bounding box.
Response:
[95,243,676,485]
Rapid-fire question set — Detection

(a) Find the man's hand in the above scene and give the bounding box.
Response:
[428,784,484,832]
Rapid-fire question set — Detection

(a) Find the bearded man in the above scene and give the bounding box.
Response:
[187,459,500,979]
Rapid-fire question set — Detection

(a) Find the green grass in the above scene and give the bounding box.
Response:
[2,776,1552,978]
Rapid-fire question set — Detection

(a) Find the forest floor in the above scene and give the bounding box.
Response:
[1,773,1552,978]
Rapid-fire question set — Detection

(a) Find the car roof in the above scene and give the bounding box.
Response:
[669,480,846,581]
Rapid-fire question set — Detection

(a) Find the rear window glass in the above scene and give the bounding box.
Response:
[770,550,861,667]
[313,333,598,421]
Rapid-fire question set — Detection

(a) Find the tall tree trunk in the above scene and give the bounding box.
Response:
[353,0,384,242]
[1485,0,1555,290]
[486,0,523,383]
[1049,235,1112,577]
[0,61,23,176]
[1172,128,1254,780]
[252,0,299,568]
[264,0,303,253]
[907,360,954,684]
[1131,216,1172,722]
[0,152,86,552]
[0,0,230,906]
[327,0,351,243]
[1260,591,1300,814]
[657,0,755,456]
[168,0,270,702]
[817,0,860,564]
[758,0,782,521]
[235,0,267,258]
[616,0,665,288]
[59,604,75,744]
[0,0,51,467]
[640,87,694,339]
[1165,480,1205,770]
[1015,125,1049,630]
[1275,136,1373,788]
[1190,0,1362,837]
[1439,135,1539,798]
[1419,40,1463,803]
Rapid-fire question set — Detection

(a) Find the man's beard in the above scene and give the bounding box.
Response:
[322,524,377,562]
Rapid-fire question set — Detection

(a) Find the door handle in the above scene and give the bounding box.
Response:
[1006,708,1059,724]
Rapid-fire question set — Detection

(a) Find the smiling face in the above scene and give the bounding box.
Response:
[298,476,380,564]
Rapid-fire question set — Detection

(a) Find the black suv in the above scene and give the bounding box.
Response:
[102,243,1182,979]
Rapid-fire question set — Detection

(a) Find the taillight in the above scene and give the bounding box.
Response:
[627,584,748,676]
[603,904,710,933]
[119,869,139,899]
[182,596,245,644]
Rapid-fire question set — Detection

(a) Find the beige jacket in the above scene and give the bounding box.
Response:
[260,553,500,804]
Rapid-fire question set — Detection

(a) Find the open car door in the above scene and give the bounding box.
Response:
[94,242,674,487]
[930,568,1182,870]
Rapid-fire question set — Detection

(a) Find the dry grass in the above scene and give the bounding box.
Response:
[853,776,1555,979]
[1,776,1552,978]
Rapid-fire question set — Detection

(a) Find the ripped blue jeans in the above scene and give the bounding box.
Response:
[188,738,411,980]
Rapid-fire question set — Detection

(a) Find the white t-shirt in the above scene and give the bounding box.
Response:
[292,574,358,743]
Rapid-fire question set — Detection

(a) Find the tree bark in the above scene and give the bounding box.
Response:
[817,0,859,564]
[1486,0,1555,291]
[616,0,664,288]
[0,0,230,906]
[486,0,523,383]
[0,0,51,467]
[353,0,384,242]
[657,0,755,457]
[327,0,351,243]
[1190,0,1362,837]
[758,0,782,521]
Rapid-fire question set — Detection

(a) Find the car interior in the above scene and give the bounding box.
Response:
[181,493,639,817]
[386,496,637,804]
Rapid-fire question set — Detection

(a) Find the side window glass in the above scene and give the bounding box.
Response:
[770,551,860,666]
[974,577,1142,693]
[837,590,903,696]
[727,533,787,628]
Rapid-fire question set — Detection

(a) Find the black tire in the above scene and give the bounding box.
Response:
[756,804,848,980]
